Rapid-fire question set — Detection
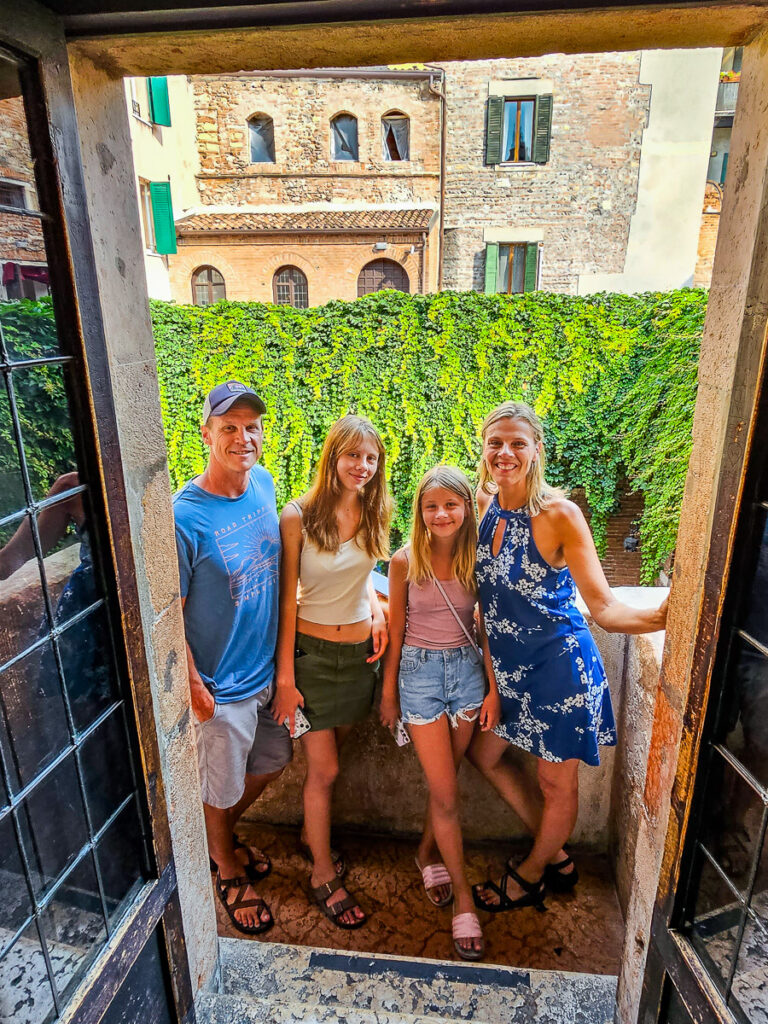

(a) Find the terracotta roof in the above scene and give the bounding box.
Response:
[175,208,435,234]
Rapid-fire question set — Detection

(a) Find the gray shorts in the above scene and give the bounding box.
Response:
[194,681,293,809]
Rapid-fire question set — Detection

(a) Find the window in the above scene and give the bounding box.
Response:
[248,114,275,163]
[357,258,410,296]
[484,242,539,294]
[192,265,226,306]
[0,181,26,208]
[273,265,308,308]
[138,179,156,252]
[485,93,553,166]
[147,76,171,127]
[381,112,409,161]
[331,113,359,161]
[2,261,49,299]
[129,77,150,120]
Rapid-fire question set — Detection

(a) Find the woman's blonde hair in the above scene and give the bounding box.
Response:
[301,415,391,559]
[408,465,477,593]
[478,401,563,515]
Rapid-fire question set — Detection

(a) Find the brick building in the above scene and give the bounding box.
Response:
[0,95,48,300]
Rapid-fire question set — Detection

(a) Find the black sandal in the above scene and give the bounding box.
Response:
[311,874,367,930]
[209,835,271,881]
[215,872,273,936]
[298,838,346,878]
[544,853,579,893]
[473,864,546,914]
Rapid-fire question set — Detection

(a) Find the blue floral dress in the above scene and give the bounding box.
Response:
[476,496,617,766]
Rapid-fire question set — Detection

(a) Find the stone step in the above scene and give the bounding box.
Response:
[196,992,457,1024]
[217,938,616,1024]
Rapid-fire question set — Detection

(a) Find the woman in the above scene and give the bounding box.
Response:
[273,415,390,929]
[469,401,668,912]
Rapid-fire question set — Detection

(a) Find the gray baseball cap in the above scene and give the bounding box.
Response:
[202,381,266,421]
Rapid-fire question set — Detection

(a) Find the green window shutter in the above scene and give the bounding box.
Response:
[524,243,539,292]
[484,243,499,294]
[148,77,171,127]
[484,96,504,166]
[532,94,553,164]
[149,181,177,254]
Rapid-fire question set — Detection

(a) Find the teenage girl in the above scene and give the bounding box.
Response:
[273,415,391,929]
[380,466,500,960]
[469,401,668,912]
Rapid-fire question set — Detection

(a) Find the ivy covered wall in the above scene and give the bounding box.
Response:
[0,289,705,583]
[152,288,705,583]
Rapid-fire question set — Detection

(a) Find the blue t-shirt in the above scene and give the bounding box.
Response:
[173,466,280,703]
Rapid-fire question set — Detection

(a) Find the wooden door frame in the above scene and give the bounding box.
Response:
[0,8,194,1023]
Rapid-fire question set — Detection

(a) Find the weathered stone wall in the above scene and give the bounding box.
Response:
[0,95,45,264]
[193,73,441,207]
[436,54,650,295]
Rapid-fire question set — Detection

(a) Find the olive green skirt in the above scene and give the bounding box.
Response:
[294,632,378,731]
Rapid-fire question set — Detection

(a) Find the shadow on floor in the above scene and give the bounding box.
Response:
[214,824,624,973]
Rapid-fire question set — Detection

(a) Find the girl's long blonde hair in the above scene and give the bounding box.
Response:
[408,465,477,593]
[301,415,391,559]
[478,401,564,515]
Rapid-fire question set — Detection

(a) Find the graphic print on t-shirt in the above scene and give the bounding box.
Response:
[214,507,279,605]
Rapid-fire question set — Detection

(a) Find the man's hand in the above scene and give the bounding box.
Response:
[190,680,215,723]
[272,683,304,734]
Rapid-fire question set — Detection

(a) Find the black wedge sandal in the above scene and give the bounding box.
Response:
[544,853,579,893]
[473,864,546,914]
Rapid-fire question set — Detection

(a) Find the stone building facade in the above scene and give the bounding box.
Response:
[0,95,48,300]
[436,50,721,295]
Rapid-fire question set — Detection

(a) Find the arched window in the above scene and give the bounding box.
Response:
[273,265,309,308]
[330,113,358,161]
[191,265,226,306]
[357,258,410,297]
[381,111,409,161]
[248,113,275,163]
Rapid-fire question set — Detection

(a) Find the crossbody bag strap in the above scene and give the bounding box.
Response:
[432,577,483,661]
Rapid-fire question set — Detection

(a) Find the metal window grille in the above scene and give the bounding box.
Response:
[357,258,410,296]
[272,266,308,308]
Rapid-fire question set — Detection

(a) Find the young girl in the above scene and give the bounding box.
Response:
[469,401,668,912]
[273,415,390,930]
[380,466,500,961]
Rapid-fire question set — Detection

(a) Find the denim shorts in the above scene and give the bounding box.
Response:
[398,644,485,728]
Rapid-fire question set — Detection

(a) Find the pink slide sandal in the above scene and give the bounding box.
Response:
[415,858,453,907]
[452,910,484,961]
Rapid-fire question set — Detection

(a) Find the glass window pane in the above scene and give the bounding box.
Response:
[519,100,535,161]
[729,910,768,1023]
[0,298,59,363]
[248,117,274,163]
[331,115,358,160]
[59,604,121,736]
[497,246,510,293]
[699,751,765,895]
[0,641,70,796]
[747,827,768,932]
[502,100,517,161]
[0,516,48,667]
[6,364,77,504]
[0,813,34,938]
[19,753,88,899]
[742,505,768,649]
[687,847,743,995]
[95,799,146,925]
[41,853,106,1006]
[722,636,768,790]
[512,245,526,293]
[0,919,56,1024]
[0,385,26,520]
[79,708,134,834]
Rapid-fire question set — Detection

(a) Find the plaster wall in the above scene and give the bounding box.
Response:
[126,74,200,299]
[578,48,721,295]
[68,51,217,994]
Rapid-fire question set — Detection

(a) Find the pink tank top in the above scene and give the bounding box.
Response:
[404,576,477,649]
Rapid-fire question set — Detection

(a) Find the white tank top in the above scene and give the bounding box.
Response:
[290,501,375,625]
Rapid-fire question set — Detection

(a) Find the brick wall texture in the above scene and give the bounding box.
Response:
[435,54,651,294]
[694,180,722,287]
[572,485,645,586]
[0,96,44,264]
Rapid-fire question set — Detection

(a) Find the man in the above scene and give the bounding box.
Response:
[174,380,291,934]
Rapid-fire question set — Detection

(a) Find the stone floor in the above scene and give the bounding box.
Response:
[214,824,624,974]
